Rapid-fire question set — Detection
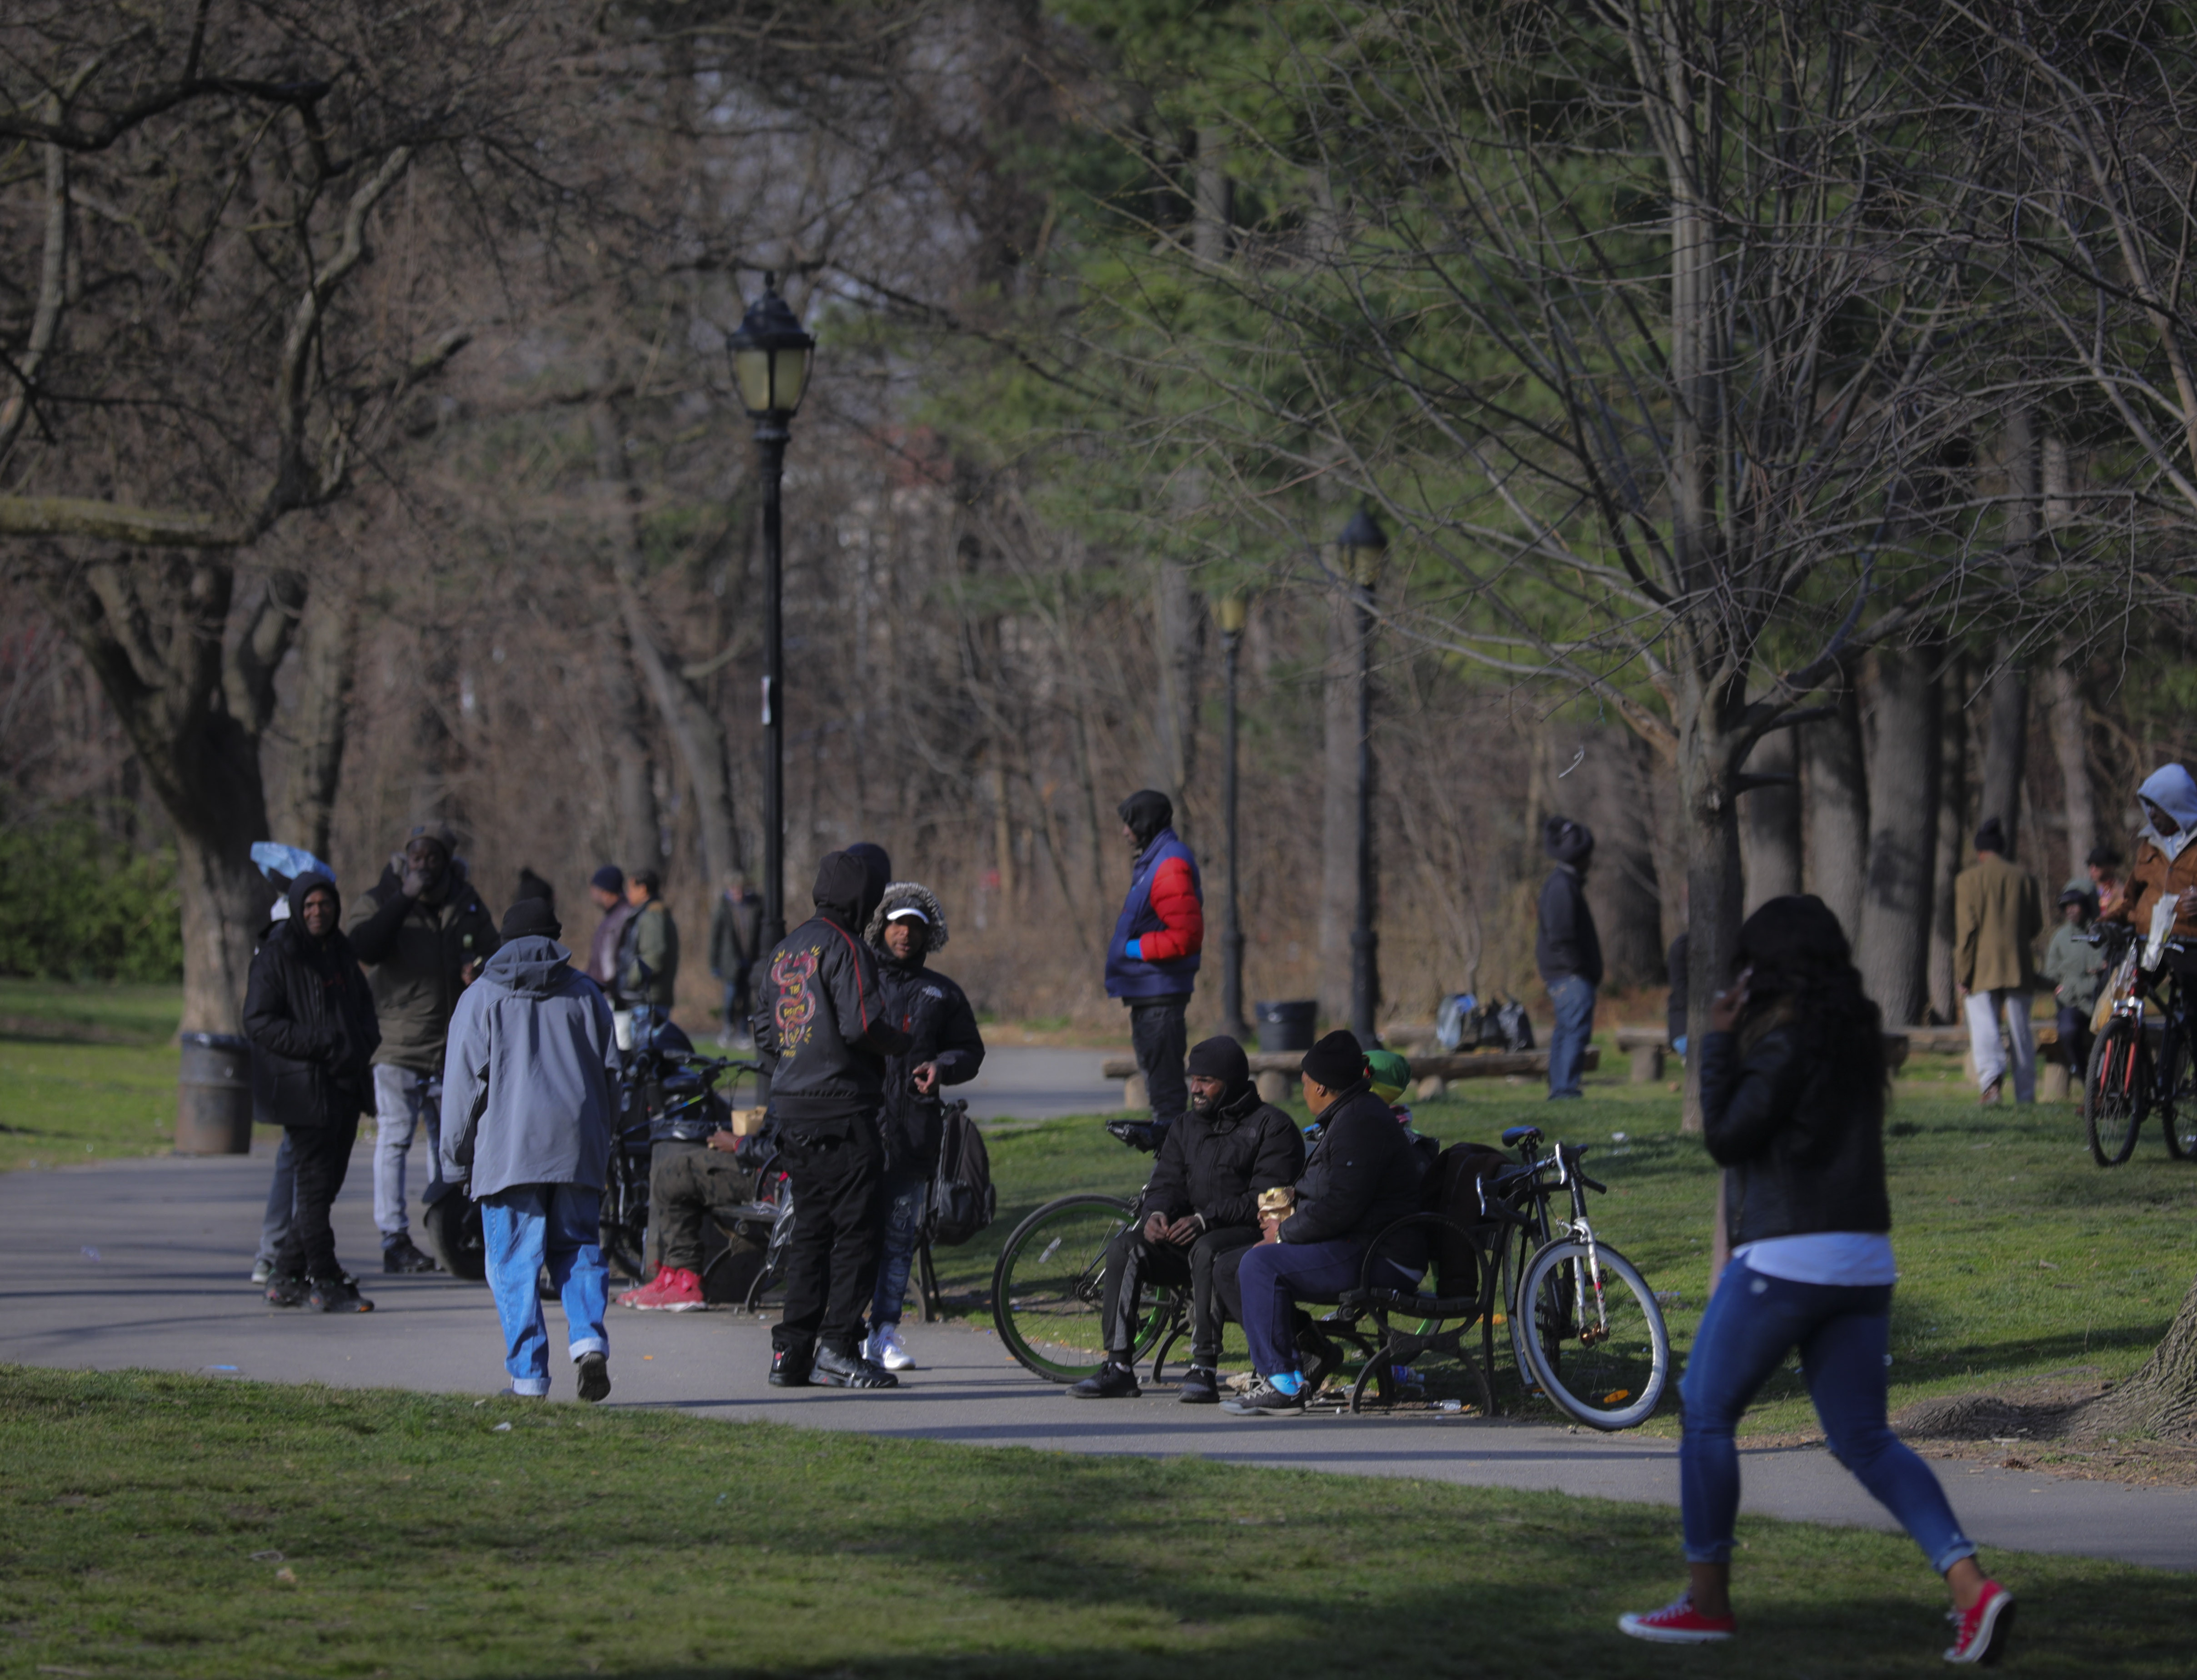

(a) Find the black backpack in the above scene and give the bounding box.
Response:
[927,1100,996,1247]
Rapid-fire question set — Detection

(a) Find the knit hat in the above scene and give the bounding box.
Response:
[1974,816,2008,855]
[2058,879,2096,910]
[591,865,625,894]
[1543,815,1594,866]
[409,822,460,857]
[1365,1049,1412,1104]
[1185,1035,1250,1087]
[1118,790,1174,849]
[501,897,561,941]
[1300,1028,1367,1092]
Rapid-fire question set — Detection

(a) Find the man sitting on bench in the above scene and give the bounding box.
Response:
[1069,1035,1304,1404]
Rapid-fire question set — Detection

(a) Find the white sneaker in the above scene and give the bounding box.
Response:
[868,1325,915,1371]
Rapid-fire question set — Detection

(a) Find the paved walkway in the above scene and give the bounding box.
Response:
[953,1044,1124,1120]
[5,1147,2194,1572]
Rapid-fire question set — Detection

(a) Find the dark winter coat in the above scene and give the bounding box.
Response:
[1535,863,1603,988]
[244,874,380,1130]
[345,858,500,1071]
[617,896,679,1007]
[1279,1084,1426,1250]
[710,888,763,978]
[1700,1023,1892,1249]
[872,955,986,1176]
[1141,1079,1305,1230]
[755,853,913,1132]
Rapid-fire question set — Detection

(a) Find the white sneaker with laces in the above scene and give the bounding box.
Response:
[869,1325,915,1371]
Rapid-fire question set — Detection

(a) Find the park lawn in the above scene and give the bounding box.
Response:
[0,978,185,1172]
[934,1047,2197,1440]
[0,1366,2186,1680]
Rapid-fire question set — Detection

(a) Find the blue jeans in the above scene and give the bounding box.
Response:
[372,1065,442,1245]
[870,1172,928,1330]
[1680,1261,1975,1573]
[255,1132,295,1265]
[1546,974,1595,1099]
[481,1184,608,1397]
[1235,1238,1419,1377]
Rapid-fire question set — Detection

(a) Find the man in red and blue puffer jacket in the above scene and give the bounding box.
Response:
[1105,790,1204,1150]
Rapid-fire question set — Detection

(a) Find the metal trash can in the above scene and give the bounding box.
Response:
[176,1032,254,1155]
[1254,999,1318,1056]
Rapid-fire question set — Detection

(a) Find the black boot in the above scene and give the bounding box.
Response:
[1176,1365,1220,1405]
[265,1274,310,1309]
[382,1235,438,1275]
[1068,1359,1142,1399]
[769,1345,813,1388]
[813,1344,899,1389]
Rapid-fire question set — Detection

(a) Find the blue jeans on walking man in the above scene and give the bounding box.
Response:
[1680,1260,1975,1573]
[481,1183,608,1397]
[1545,972,1596,1099]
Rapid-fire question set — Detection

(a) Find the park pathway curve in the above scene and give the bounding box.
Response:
[3,1145,2193,1573]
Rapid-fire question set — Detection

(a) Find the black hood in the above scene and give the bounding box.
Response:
[1542,815,1594,868]
[286,871,340,930]
[1119,789,1174,850]
[812,850,883,933]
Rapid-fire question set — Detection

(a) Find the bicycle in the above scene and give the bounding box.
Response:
[601,1010,762,1280]
[990,1192,1188,1381]
[1478,1122,1671,1431]
[2083,925,2195,1167]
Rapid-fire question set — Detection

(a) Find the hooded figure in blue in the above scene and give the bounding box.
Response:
[1103,790,1205,1150]
[440,896,621,1402]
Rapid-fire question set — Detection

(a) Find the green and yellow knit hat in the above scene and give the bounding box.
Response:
[1365,1049,1412,1104]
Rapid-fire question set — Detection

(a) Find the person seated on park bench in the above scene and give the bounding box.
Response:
[1222,1029,1427,1417]
[1069,1035,1304,1404]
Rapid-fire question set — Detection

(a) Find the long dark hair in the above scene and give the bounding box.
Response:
[1733,895,1886,1109]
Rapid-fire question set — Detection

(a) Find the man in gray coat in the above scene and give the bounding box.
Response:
[441,897,621,1401]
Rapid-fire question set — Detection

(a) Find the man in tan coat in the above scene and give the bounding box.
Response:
[1954,817,2046,1104]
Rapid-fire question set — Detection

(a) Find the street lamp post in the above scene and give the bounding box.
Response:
[1214,592,1251,1041]
[1336,508,1386,1044]
[726,273,816,958]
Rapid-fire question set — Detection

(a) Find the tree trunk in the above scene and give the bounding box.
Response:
[1857,647,1942,1025]
[1980,653,2028,856]
[1678,704,1747,1139]
[275,577,358,864]
[1193,124,1231,266]
[597,618,661,871]
[2088,1271,2197,1438]
[1580,729,1665,987]
[1927,664,1972,1022]
[1802,670,1869,941]
[1739,724,1802,912]
[2046,653,2095,879]
[1318,583,1362,1025]
[1152,558,1201,840]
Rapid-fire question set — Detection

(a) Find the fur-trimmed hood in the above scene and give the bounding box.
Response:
[865,880,949,955]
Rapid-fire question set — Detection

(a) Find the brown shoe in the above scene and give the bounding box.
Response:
[1978,1076,2003,1106]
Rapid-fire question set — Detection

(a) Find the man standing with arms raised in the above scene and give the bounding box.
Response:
[754,851,912,1389]
[1105,790,1204,1152]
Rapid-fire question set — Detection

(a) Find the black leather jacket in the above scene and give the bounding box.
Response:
[1700,1025,1891,1247]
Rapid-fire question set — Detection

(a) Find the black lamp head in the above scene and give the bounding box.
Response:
[727,272,817,419]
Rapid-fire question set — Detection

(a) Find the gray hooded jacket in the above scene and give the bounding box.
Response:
[438,936,621,1198]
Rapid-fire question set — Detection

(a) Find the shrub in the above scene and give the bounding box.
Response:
[0,815,183,981]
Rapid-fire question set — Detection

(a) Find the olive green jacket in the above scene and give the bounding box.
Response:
[344,865,502,1072]
[1952,852,2044,995]
[617,897,679,1008]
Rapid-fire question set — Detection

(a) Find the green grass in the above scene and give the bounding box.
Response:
[0,979,185,1172]
[941,1045,2197,1438]
[1,1365,2187,1679]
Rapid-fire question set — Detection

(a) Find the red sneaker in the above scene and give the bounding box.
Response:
[616,1265,704,1311]
[1618,1594,1737,1644]
[1945,1580,2014,1665]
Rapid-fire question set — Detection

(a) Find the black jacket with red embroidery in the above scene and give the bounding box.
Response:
[755,909,913,1132]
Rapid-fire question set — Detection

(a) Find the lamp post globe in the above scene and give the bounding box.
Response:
[726,273,817,961]
[1336,508,1386,1042]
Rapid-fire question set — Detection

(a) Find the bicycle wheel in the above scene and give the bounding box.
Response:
[1513,1239,1669,1431]
[991,1194,1170,1382]
[2157,1014,2193,1161]
[598,1150,649,1281]
[2084,1016,2151,1168]
[1500,1216,1561,1394]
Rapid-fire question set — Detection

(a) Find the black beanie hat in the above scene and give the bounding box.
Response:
[1300,1028,1366,1092]
[502,897,561,942]
[1974,816,2007,855]
[1118,789,1174,848]
[1185,1035,1250,1088]
[1543,815,1594,866]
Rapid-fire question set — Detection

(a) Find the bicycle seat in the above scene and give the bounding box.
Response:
[1501,1124,1542,1148]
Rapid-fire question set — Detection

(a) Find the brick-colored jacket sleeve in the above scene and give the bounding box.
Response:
[1136,855,1204,961]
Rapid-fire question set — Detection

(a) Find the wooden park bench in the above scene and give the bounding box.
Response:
[1100,1046,1598,1110]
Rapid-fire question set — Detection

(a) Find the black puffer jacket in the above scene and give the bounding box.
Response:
[1280,1084,1426,1249]
[755,852,913,1133]
[1535,862,1603,987]
[1142,1079,1305,1230]
[873,956,984,1176]
[1700,1024,1891,1247]
[243,874,381,1129]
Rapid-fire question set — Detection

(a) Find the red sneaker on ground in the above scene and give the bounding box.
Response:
[617,1265,703,1311]
[1617,1594,1737,1644]
[1944,1580,2014,1665]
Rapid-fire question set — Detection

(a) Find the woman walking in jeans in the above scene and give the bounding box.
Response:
[1619,895,2015,1665]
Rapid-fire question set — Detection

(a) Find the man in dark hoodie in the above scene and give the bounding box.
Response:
[346,824,500,1273]
[440,898,621,1402]
[1536,815,1603,1100]
[1069,1035,1305,1405]
[754,851,914,1389]
[1104,790,1204,1151]
[1223,1030,1427,1416]
[860,880,986,1371]
[245,873,382,1313]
